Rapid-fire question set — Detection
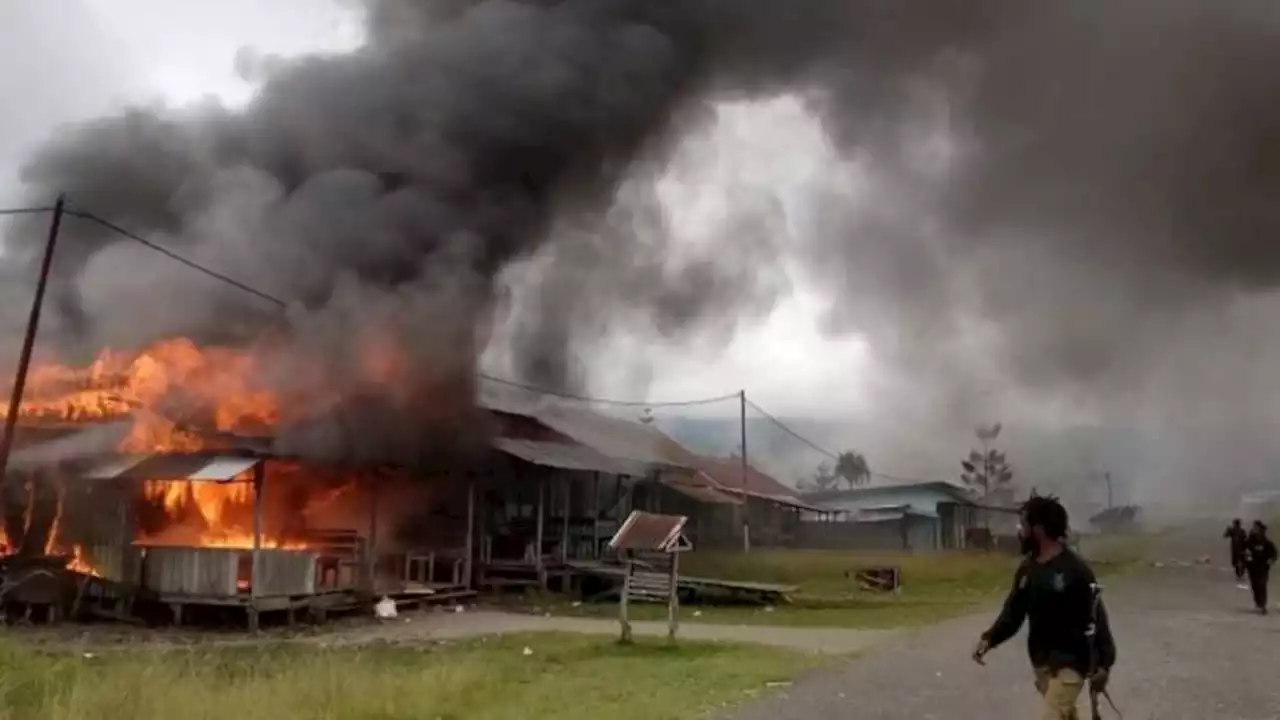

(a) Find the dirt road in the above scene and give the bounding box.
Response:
[731,528,1280,720]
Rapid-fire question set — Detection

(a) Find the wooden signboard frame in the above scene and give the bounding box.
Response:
[608,511,692,643]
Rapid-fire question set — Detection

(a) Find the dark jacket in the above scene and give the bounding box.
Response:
[1225,525,1248,555]
[983,548,1116,676]
[1244,533,1277,571]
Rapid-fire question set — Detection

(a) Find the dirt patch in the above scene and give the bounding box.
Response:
[6,606,896,655]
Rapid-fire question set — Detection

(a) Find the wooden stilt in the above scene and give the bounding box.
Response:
[561,475,571,565]
[250,462,264,632]
[619,554,633,644]
[591,472,601,559]
[535,475,546,588]
[367,472,380,594]
[464,476,476,589]
[667,552,680,641]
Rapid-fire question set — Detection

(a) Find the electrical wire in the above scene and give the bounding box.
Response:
[746,396,954,485]
[478,372,741,408]
[65,209,289,309]
[745,397,840,460]
[6,204,809,415]
[0,206,58,217]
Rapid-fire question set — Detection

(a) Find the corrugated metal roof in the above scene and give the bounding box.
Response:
[479,388,700,476]
[609,510,688,551]
[660,473,742,506]
[692,457,824,511]
[533,405,698,471]
[83,453,261,482]
[857,504,936,522]
[805,481,976,506]
[493,438,645,475]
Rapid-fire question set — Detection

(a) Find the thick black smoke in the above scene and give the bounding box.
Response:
[6,1,1280,487]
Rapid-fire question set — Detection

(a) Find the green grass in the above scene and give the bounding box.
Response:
[517,541,1155,630]
[513,550,1020,630]
[0,633,816,720]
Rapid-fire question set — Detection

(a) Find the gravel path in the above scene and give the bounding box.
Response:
[313,609,895,654]
[731,528,1280,720]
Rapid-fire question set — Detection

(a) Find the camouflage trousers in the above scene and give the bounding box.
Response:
[1033,667,1085,720]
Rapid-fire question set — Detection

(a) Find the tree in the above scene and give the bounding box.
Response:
[835,451,872,488]
[961,422,1013,496]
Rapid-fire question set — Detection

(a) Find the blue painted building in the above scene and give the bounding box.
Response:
[802,482,983,551]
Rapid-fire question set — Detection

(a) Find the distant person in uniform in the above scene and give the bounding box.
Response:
[1224,518,1249,587]
[1243,521,1277,615]
[973,494,1116,719]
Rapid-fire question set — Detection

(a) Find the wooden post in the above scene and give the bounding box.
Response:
[249,463,264,632]
[619,553,633,644]
[667,552,680,640]
[739,390,751,553]
[0,195,65,483]
[591,472,601,559]
[464,476,475,588]
[534,475,545,588]
[367,472,380,594]
[561,476,571,564]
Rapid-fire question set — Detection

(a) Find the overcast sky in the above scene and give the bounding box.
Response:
[0,0,875,421]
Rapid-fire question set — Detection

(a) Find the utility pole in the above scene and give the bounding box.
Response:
[0,195,66,482]
[739,390,750,554]
[1103,472,1113,509]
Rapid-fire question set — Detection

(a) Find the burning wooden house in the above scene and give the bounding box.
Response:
[0,336,775,627]
[0,338,478,627]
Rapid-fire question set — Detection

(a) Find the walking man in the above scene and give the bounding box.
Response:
[973,494,1116,719]
[1243,520,1277,615]
[1225,518,1249,587]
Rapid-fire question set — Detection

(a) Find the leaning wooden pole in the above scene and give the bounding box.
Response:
[0,195,66,483]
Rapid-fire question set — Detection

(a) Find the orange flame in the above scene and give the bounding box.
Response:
[136,478,305,550]
[4,338,301,558]
[5,337,278,451]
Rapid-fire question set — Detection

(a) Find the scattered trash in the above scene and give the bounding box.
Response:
[544,612,552,618]
[693,610,703,617]
[571,601,582,608]
[375,596,398,620]
[1152,561,1165,568]
[765,681,792,688]
[454,605,465,613]
[522,646,534,656]
[82,652,96,660]
[763,606,775,613]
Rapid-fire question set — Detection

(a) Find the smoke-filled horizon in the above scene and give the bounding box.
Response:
[5,0,1280,500]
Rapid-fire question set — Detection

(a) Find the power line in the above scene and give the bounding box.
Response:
[745,398,839,460]
[64,209,289,309]
[478,372,740,408]
[5,205,755,411]
[0,207,58,217]
[745,396,955,485]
